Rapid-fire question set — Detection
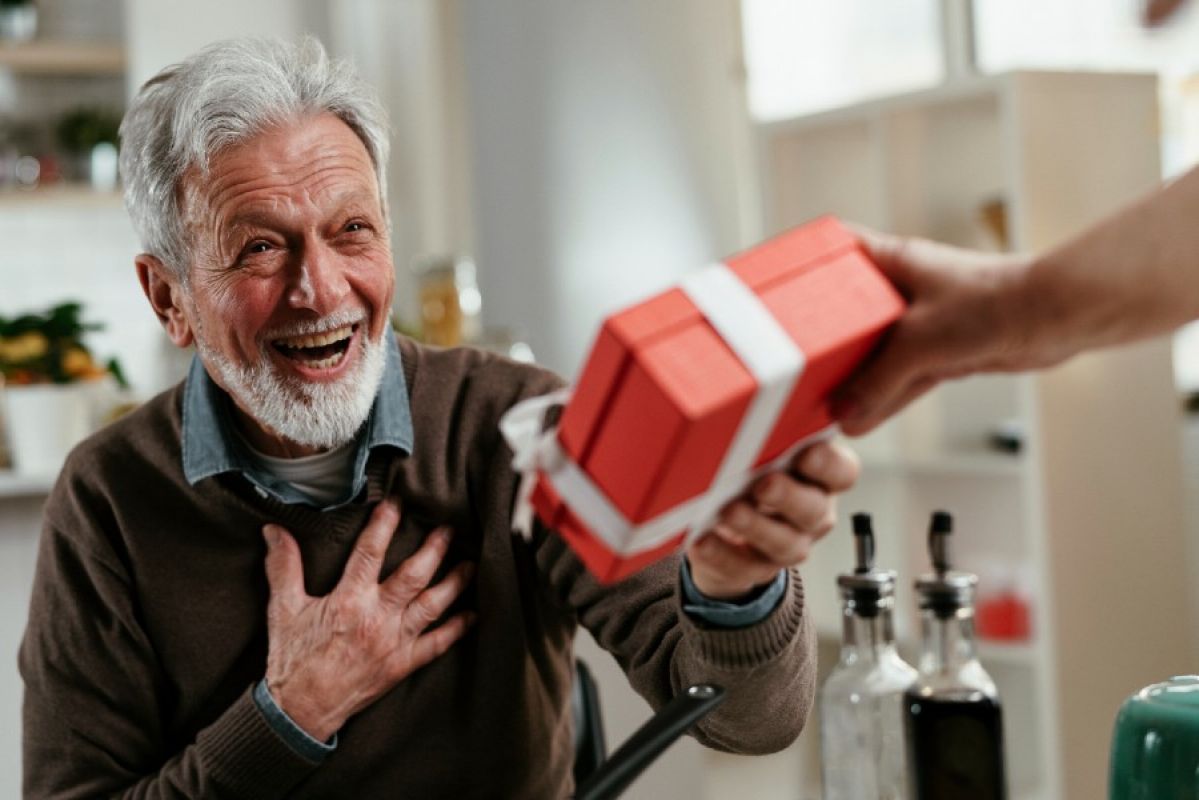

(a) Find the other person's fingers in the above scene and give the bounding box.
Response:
[833,320,937,435]
[837,224,1036,434]
[846,223,917,289]
[842,373,940,436]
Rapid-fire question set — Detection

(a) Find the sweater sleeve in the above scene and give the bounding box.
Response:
[534,525,817,755]
[485,356,817,755]
[19,513,321,799]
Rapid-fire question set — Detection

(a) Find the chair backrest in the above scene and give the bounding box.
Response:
[572,658,607,788]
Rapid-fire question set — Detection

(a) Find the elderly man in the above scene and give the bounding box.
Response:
[20,38,857,798]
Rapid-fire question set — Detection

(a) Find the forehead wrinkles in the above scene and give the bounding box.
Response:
[182,120,380,246]
[209,147,376,224]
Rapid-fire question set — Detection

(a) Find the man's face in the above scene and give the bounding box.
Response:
[177,113,394,454]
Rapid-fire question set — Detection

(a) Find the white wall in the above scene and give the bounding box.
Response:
[0,497,47,798]
[321,0,476,326]
[459,0,755,377]
[125,0,470,329]
[124,0,325,94]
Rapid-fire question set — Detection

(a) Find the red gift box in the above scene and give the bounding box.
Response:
[505,216,905,583]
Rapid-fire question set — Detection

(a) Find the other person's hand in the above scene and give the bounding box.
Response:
[262,500,474,741]
[686,439,860,600]
[833,226,1047,436]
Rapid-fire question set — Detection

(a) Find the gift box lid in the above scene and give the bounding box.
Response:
[557,215,902,526]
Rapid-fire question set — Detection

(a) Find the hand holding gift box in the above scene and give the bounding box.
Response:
[502,216,904,585]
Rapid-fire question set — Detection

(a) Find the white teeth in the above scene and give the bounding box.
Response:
[306,352,345,370]
[273,324,354,350]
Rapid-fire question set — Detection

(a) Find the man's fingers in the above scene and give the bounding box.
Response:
[263,524,306,616]
[341,500,401,588]
[720,499,832,566]
[400,561,476,635]
[787,440,860,493]
[380,526,453,608]
[743,475,830,533]
[687,529,780,586]
[404,611,476,669]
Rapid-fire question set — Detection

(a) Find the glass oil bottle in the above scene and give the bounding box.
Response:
[820,513,918,799]
[904,511,1007,800]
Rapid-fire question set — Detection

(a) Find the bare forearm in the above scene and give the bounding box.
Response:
[1025,164,1199,356]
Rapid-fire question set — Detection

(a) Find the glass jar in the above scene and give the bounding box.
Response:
[414,255,482,347]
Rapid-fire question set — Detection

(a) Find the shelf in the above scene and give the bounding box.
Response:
[0,470,55,498]
[815,628,1038,663]
[860,451,1025,479]
[0,41,125,76]
[0,185,123,208]
[797,774,1046,800]
[977,640,1038,666]
[758,72,1006,135]
[759,69,1178,800]
[1009,781,1050,800]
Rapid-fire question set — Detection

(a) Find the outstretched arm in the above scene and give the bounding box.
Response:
[835,164,1199,434]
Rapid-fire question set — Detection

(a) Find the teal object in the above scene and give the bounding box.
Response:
[1109,676,1199,799]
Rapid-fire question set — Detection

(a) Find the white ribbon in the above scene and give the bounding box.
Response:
[676,264,804,539]
[498,388,570,540]
[500,262,833,555]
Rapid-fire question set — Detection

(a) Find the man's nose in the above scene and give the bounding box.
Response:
[288,241,349,313]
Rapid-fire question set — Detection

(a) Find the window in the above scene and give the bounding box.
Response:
[974,0,1199,76]
[740,0,944,121]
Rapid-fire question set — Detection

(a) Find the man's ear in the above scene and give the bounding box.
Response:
[136,254,194,348]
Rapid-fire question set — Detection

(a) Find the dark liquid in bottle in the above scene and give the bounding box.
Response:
[903,689,1007,800]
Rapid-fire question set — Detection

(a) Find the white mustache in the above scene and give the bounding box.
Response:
[261,309,365,341]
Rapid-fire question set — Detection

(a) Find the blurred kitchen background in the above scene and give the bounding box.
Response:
[3,1,1199,798]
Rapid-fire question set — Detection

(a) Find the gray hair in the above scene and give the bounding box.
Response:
[119,36,390,280]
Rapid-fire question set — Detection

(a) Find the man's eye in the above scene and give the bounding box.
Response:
[236,241,272,262]
[345,221,369,233]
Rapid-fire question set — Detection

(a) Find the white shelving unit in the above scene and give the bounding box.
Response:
[0,470,55,498]
[757,71,1196,800]
[0,186,124,207]
[0,40,125,75]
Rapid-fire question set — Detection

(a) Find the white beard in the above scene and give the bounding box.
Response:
[194,313,387,451]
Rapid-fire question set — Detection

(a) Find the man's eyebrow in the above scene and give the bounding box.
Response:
[223,210,283,233]
[328,192,381,219]
[223,192,379,233]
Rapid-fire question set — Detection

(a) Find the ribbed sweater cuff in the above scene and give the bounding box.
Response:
[196,685,323,797]
[679,567,808,670]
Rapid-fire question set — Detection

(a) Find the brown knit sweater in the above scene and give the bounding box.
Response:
[20,336,816,799]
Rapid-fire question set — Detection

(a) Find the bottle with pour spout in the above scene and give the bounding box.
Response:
[820,513,918,799]
[904,511,1007,800]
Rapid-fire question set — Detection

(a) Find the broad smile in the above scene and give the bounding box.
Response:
[270,323,360,375]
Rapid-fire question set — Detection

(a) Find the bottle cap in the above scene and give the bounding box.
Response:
[837,513,896,617]
[914,510,978,618]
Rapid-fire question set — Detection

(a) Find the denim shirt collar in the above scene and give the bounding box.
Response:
[181,333,413,509]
